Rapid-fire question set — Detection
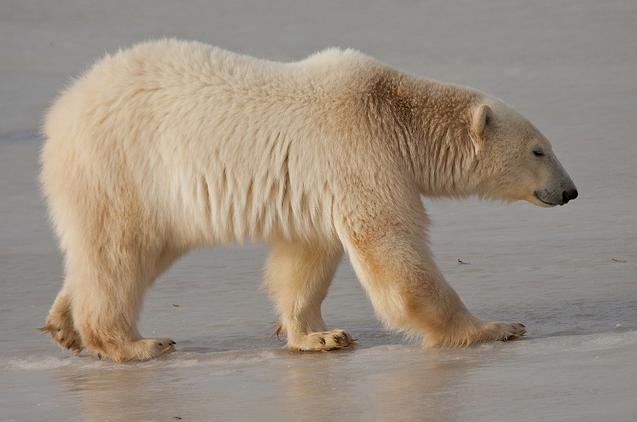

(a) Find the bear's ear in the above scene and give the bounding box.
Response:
[471,104,492,139]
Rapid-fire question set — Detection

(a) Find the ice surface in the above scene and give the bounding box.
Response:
[1,0,636,421]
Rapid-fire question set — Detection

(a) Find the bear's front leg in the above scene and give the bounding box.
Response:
[265,239,354,351]
[337,207,526,348]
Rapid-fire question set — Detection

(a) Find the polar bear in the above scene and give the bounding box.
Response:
[40,39,577,362]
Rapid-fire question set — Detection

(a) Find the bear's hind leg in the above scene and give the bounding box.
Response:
[63,221,181,362]
[69,251,177,362]
[265,240,353,351]
[40,287,83,354]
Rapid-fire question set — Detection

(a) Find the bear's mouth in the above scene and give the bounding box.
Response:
[533,192,558,207]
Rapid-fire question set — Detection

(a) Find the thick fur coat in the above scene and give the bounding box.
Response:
[40,39,576,361]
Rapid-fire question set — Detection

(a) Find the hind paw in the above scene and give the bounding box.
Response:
[290,329,354,352]
[39,322,83,354]
[97,338,177,362]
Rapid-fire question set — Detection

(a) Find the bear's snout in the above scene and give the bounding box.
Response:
[561,188,578,205]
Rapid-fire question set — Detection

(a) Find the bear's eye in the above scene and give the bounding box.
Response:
[532,149,544,157]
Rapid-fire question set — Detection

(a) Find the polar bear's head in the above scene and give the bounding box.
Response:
[469,99,577,207]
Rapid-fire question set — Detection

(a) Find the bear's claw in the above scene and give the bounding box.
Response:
[293,329,355,352]
[39,323,83,354]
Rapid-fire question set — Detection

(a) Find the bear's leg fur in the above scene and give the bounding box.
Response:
[265,239,353,351]
[339,210,526,348]
[47,181,184,362]
[40,286,83,354]
[65,239,180,362]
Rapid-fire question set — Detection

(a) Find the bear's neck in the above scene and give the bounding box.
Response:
[366,70,481,197]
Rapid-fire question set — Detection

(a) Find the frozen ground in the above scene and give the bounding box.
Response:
[1,0,636,421]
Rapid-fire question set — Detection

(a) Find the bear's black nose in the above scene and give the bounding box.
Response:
[562,189,578,204]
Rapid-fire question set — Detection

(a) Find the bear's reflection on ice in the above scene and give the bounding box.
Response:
[53,345,509,422]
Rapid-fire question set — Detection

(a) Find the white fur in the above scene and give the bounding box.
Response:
[40,39,575,361]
